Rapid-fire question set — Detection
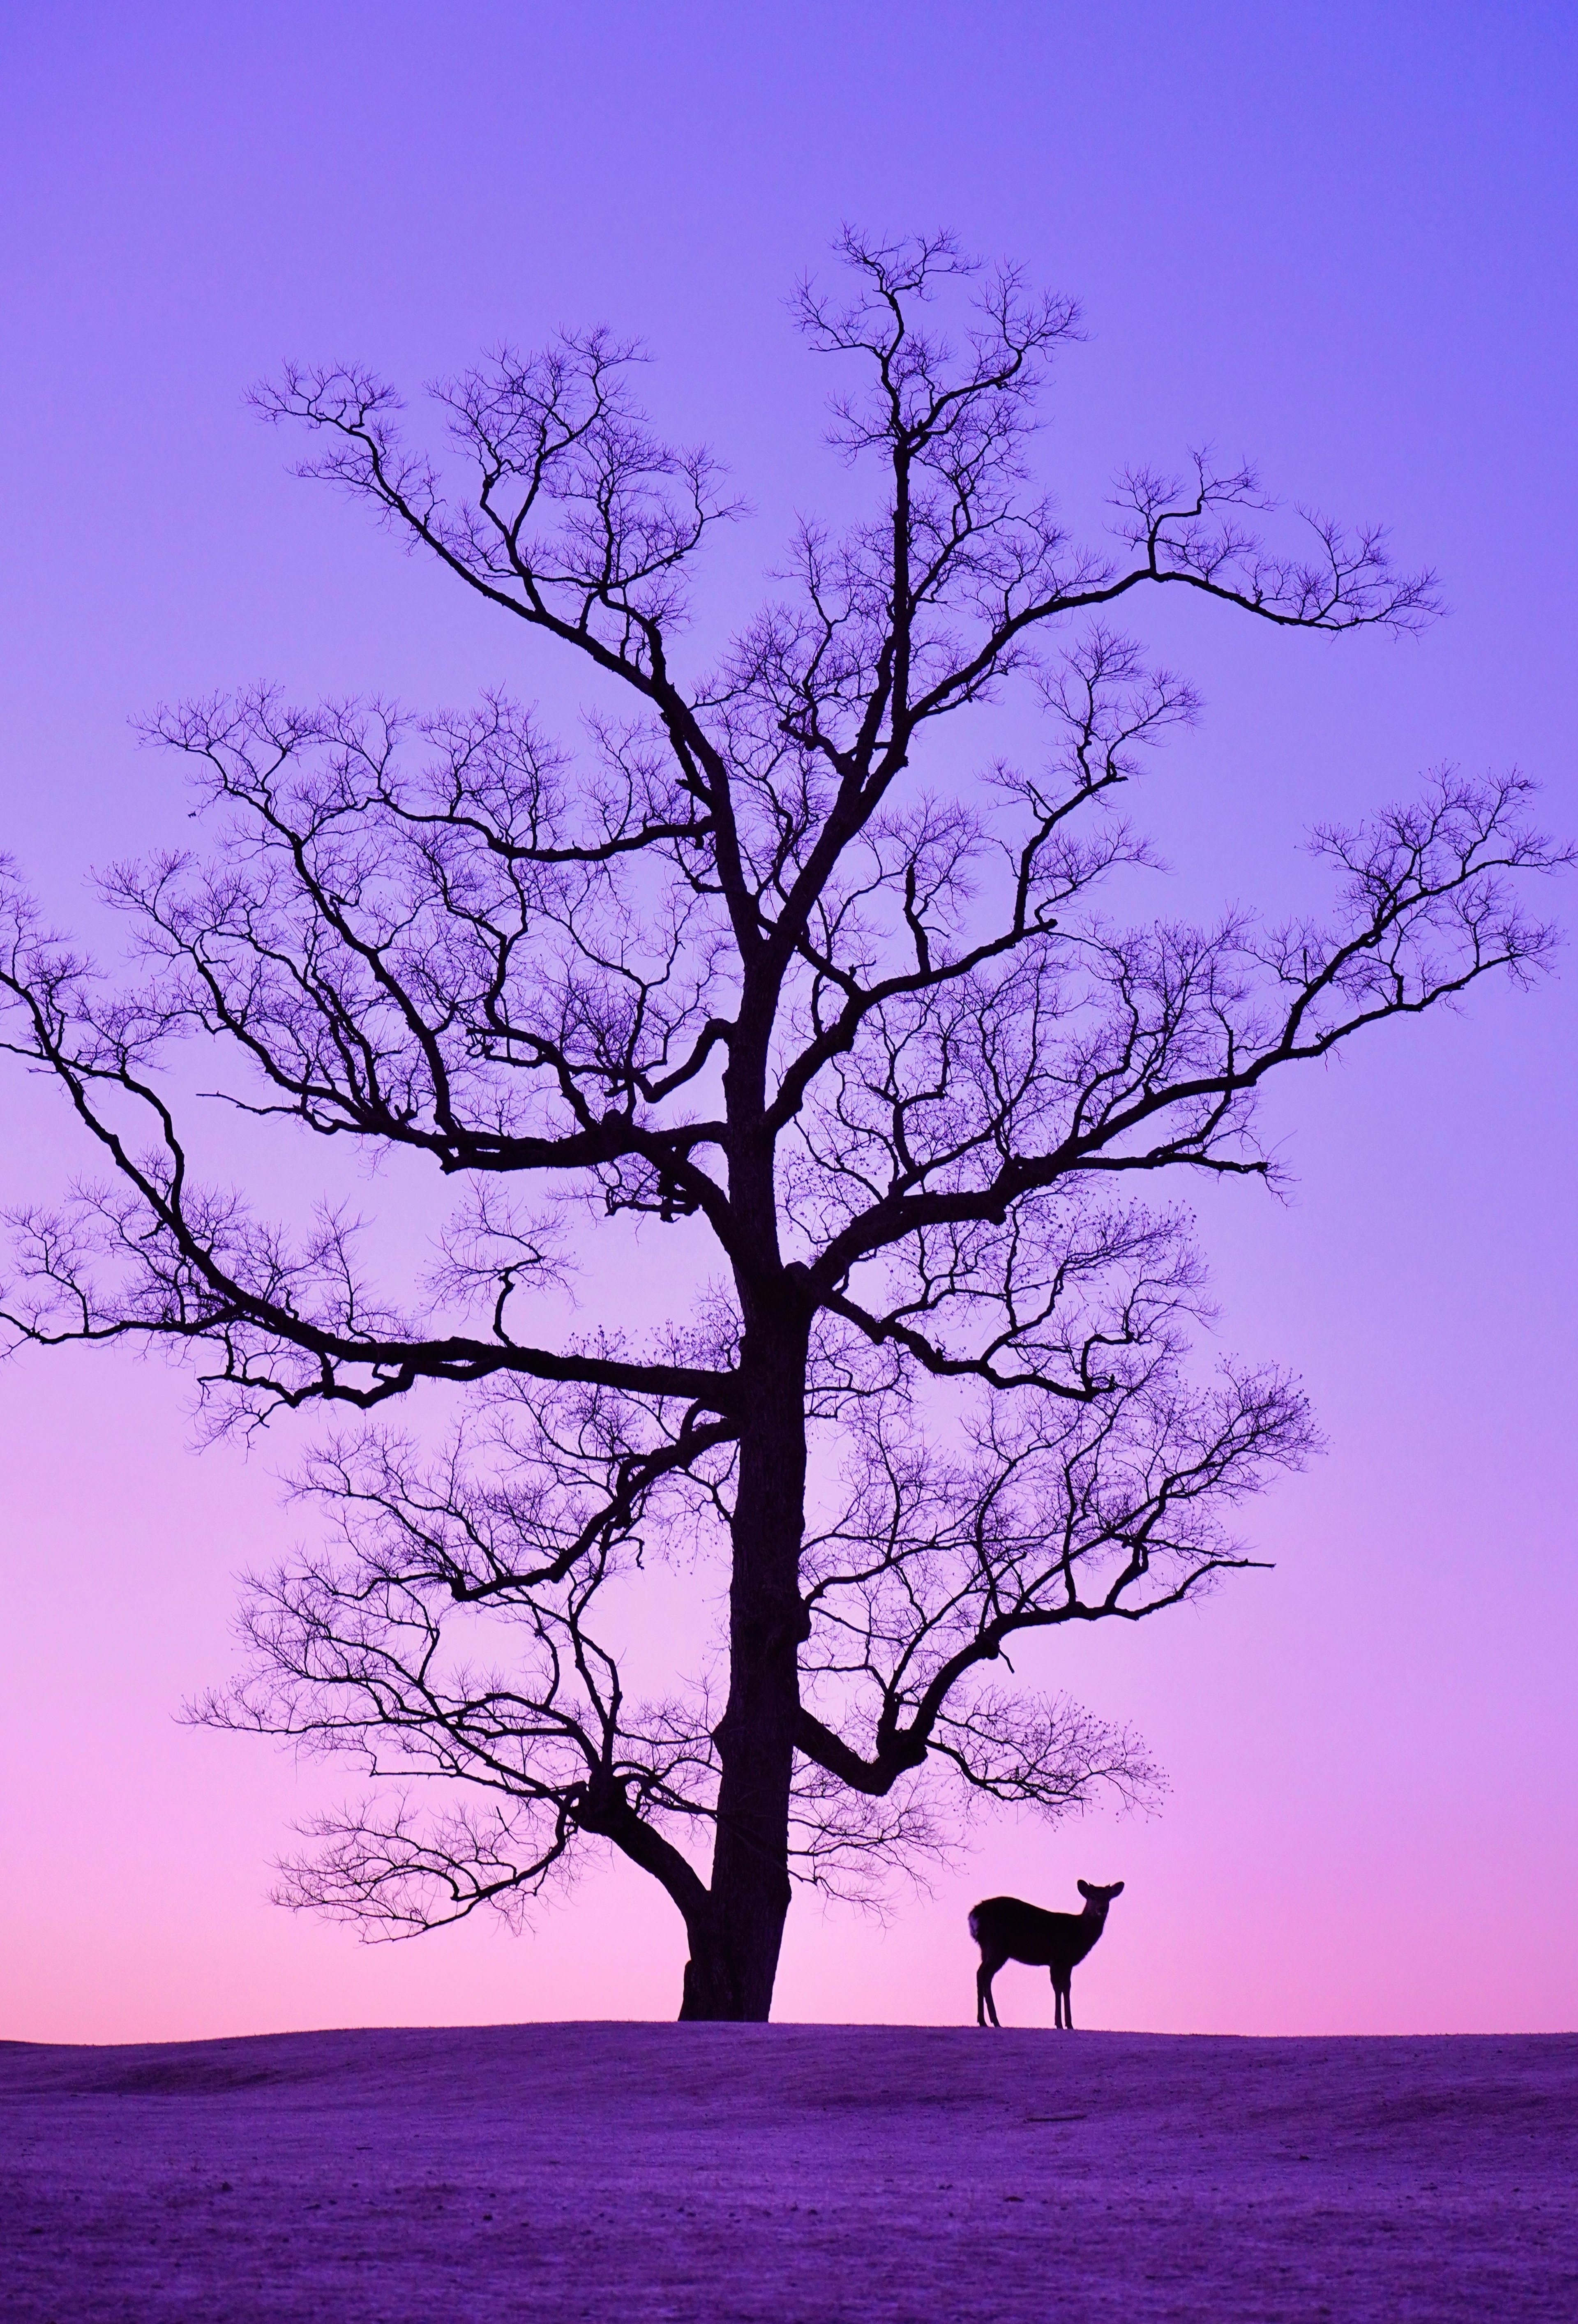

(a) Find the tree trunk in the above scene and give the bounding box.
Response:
[678,1308,809,2020]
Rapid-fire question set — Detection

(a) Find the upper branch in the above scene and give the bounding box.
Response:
[252,350,768,960]
[801,772,1565,1297]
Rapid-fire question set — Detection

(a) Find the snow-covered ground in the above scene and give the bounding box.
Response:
[4,2022,1575,2320]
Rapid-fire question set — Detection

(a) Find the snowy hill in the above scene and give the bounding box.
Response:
[5,2022,1575,2320]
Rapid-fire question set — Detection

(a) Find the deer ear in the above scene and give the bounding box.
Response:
[1077,1879,1093,1898]
[1109,1881,1125,1897]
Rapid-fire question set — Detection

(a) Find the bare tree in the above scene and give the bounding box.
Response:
[0,232,1564,2019]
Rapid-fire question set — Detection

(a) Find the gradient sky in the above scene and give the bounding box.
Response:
[2,1,1574,2042]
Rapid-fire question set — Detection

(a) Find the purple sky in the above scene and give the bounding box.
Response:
[3,2,1574,2040]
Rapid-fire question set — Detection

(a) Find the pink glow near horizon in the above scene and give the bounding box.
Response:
[2,2,1574,2042]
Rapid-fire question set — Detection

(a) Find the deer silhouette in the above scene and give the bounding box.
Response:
[969,1880,1125,2028]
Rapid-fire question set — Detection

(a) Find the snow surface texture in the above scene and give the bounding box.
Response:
[4,2023,1576,2321]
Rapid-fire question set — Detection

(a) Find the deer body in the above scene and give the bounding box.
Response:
[969,1880,1125,2028]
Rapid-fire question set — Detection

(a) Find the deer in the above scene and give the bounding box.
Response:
[969,1880,1126,2028]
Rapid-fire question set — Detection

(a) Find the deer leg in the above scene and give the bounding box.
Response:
[1052,1976,1070,2030]
[976,1955,1004,2028]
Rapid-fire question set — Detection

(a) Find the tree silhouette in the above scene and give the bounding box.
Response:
[1,232,1563,2018]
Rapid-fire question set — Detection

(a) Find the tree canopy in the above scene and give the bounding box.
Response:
[1,231,1562,2017]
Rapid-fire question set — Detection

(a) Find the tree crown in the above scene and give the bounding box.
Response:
[0,231,1563,1950]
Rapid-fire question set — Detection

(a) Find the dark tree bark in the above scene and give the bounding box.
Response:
[693,1297,813,2019]
[1,231,1565,2019]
